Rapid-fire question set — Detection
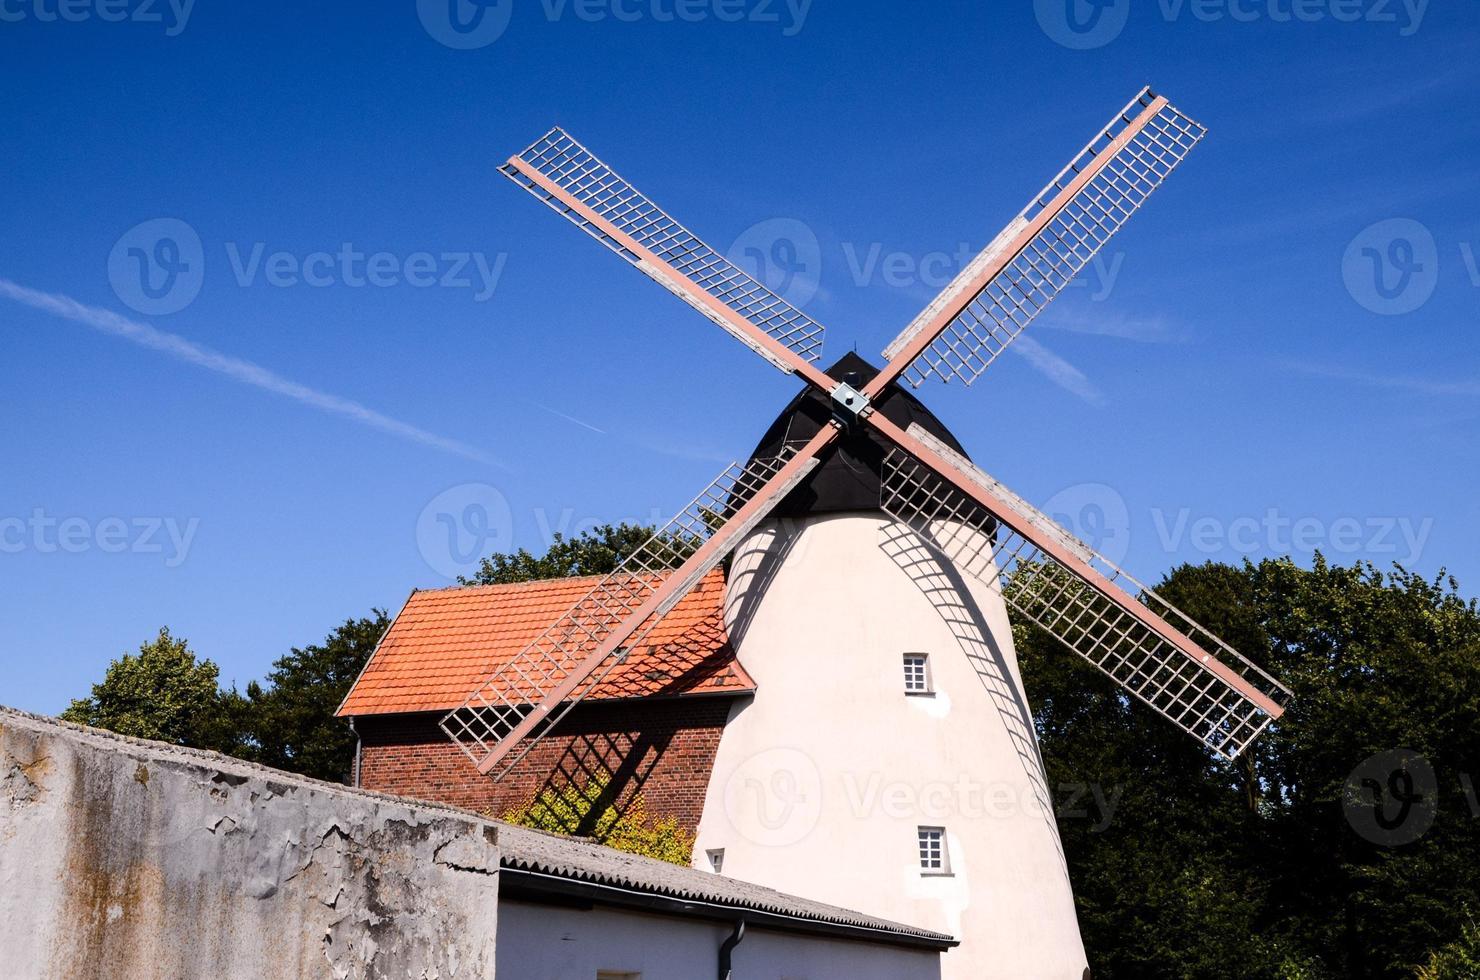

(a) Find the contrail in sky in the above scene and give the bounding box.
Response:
[0,278,501,467]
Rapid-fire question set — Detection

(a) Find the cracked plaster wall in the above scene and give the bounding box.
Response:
[0,707,499,979]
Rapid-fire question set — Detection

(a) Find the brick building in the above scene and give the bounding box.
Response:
[338,568,750,830]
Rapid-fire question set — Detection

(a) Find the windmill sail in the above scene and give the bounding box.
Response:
[877,88,1206,392]
[502,128,826,374]
[877,424,1290,760]
[443,432,827,778]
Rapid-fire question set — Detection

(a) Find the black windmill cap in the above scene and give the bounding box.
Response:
[744,351,969,518]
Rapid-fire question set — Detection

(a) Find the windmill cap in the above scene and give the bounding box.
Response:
[745,352,969,518]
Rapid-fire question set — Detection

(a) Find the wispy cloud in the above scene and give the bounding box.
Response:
[1010,335,1105,406]
[0,278,502,467]
[1280,359,1480,398]
[527,399,607,435]
[1040,310,1184,344]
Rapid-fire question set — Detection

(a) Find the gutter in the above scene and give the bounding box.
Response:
[499,866,956,952]
[718,919,745,979]
[349,717,361,788]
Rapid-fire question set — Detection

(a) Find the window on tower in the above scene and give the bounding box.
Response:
[903,653,933,695]
[918,826,950,875]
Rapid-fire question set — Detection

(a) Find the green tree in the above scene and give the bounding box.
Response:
[1416,910,1480,980]
[462,523,670,585]
[1018,555,1480,979]
[61,627,233,749]
[235,612,390,782]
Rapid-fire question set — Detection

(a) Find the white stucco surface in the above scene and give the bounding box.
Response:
[498,899,943,979]
[0,707,501,979]
[693,513,1090,979]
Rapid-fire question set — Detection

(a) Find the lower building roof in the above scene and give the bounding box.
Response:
[496,820,957,950]
[338,568,753,717]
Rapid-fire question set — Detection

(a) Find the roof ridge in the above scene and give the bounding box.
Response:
[412,566,719,597]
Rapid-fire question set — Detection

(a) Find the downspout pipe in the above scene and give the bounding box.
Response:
[718,919,746,979]
[348,717,361,788]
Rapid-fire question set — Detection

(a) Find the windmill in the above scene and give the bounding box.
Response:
[443,88,1292,977]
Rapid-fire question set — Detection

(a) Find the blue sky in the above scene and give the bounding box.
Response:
[2,0,1477,714]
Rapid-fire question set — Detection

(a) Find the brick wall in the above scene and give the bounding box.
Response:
[355,696,736,833]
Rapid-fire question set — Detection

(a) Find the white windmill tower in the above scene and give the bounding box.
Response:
[443,88,1293,978]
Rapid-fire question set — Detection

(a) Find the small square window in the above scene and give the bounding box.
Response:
[706,848,725,874]
[903,654,933,695]
[597,972,640,980]
[918,826,950,875]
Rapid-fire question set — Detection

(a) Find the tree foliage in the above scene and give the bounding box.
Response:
[65,615,388,783]
[61,627,231,747]
[501,774,695,866]
[1019,555,1480,979]
[461,523,668,585]
[1416,910,1480,980]
[232,612,391,782]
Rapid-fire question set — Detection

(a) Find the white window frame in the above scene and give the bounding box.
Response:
[918,826,951,876]
[903,653,933,696]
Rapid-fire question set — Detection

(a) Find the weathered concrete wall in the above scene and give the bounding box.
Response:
[0,707,499,979]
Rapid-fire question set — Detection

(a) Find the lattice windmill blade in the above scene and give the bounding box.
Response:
[501,128,829,381]
[871,88,1206,395]
[874,422,1291,760]
[442,429,831,779]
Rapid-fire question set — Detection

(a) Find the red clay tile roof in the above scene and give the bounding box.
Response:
[338,568,752,717]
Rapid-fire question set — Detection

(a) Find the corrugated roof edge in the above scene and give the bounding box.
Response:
[496,821,956,949]
[0,707,952,950]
